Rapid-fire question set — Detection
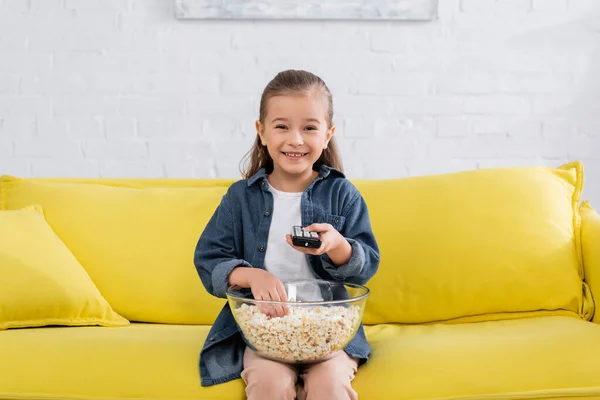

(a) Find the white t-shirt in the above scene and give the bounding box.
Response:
[264,185,318,284]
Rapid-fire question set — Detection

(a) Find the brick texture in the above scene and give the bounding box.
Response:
[0,0,598,204]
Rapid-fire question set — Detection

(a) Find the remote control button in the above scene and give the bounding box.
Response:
[294,227,303,236]
[303,230,311,238]
[309,232,319,238]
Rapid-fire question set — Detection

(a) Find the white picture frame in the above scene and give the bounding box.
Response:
[175,0,439,21]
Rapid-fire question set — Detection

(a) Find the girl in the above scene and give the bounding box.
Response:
[194,69,380,400]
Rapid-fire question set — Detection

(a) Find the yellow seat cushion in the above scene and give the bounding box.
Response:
[0,206,127,330]
[1,318,599,400]
[580,201,600,324]
[355,317,600,400]
[355,161,594,324]
[0,324,244,400]
[0,176,232,325]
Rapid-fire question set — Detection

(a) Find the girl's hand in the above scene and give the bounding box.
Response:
[247,269,289,317]
[285,223,351,265]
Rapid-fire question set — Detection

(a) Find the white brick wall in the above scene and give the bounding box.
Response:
[0,0,599,205]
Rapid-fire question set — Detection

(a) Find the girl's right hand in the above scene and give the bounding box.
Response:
[247,269,289,317]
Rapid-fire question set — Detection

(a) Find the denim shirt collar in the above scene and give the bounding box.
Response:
[246,164,346,188]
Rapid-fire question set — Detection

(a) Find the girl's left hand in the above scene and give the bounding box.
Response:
[285,223,343,256]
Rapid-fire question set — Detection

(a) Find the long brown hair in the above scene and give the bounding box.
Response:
[240,70,343,179]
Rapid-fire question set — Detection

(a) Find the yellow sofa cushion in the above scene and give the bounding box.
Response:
[0,205,127,330]
[0,176,232,325]
[0,318,599,400]
[580,201,600,324]
[355,317,600,400]
[356,161,593,324]
[0,324,244,400]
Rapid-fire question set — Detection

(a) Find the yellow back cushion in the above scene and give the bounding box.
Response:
[0,205,128,330]
[356,161,593,324]
[1,162,593,326]
[0,177,234,325]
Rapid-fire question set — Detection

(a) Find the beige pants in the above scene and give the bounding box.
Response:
[241,347,359,400]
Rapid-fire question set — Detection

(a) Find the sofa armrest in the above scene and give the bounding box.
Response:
[581,201,600,323]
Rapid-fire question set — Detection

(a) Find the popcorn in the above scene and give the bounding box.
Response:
[234,304,361,363]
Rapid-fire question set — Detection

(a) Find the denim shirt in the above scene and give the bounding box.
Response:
[193,164,380,387]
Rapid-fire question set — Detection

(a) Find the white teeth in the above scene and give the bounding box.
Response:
[285,153,305,157]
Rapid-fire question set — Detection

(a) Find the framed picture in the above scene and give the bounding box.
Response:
[175,0,439,21]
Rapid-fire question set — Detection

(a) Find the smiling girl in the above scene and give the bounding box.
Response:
[194,69,380,399]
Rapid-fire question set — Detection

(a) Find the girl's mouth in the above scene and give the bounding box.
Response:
[282,152,308,159]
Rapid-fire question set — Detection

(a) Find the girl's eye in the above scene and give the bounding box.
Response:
[304,126,317,131]
[275,125,287,130]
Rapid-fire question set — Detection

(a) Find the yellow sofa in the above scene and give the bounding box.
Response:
[1,161,600,400]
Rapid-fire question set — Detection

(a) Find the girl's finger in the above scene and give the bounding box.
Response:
[256,291,268,300]
[269,288,286,317]
[303,223,330,233]
[276,284,290,315]
[311,237,328,254]
[256,292,271,315]
[276,282,288,302]
[309,247,322,256]
[266,293,276,315]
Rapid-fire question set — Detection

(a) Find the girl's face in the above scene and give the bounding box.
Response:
[256,92,335,180]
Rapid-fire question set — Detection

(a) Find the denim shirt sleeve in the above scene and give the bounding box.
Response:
[320,190,380,285]
[194,191,253,299]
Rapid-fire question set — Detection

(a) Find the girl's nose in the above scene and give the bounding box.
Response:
[287,130,304,146]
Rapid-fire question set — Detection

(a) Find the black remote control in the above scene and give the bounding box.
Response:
[291,226,321,249]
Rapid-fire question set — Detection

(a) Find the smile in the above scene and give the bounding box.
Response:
[282,152,307,158]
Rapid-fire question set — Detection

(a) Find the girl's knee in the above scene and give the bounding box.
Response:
[245,376,296,400]
[300,378,357,400]
[300,363,358,400]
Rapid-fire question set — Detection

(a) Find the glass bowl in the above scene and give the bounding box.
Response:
[226,279,370,364]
